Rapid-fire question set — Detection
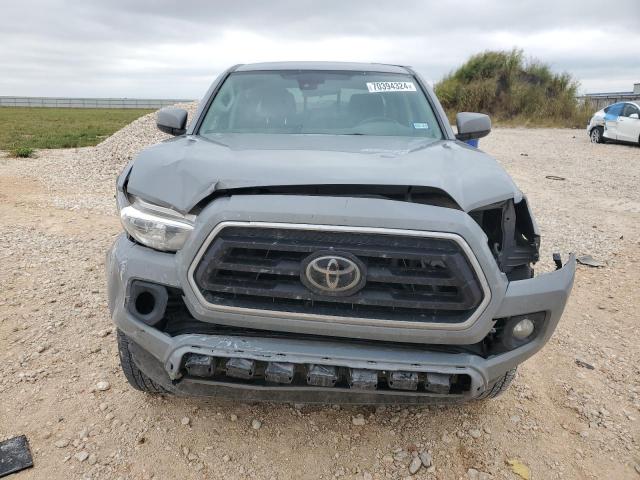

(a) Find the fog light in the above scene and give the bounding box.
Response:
[512,318,535,339]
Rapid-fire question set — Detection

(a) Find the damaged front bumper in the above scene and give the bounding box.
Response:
[107,233,575,403]
[107,193,576,403]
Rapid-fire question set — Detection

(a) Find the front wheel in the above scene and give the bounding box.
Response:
[117,330,168,394]
[590,126,605,144]
[477,367,517,399]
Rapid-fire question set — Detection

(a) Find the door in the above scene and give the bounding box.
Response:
[616,103,640,143]
[603,103,624,140]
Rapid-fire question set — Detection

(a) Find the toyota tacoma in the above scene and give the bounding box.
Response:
[106,62,575,403]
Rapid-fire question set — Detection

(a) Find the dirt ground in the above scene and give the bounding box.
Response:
[1,128,639,480]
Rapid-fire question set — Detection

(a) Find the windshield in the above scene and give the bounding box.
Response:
[198,71,443,138]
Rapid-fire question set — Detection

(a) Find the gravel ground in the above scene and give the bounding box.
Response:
[1,115,639,479]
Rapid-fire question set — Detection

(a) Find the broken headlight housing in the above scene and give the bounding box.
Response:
[469,197,540,280]
[120,197,194,252]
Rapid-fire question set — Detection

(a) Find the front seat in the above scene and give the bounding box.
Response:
[256,88,297,129]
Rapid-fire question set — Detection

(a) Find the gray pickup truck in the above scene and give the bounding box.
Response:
[106,62,575,404]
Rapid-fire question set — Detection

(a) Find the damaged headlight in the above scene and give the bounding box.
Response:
[120,197,194,252]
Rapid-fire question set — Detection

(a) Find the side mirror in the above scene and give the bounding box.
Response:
[630,113,639,119]
[455,112,491,141]
[157,107,188,135]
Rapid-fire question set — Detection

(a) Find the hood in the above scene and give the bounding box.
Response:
[125,134,521,213]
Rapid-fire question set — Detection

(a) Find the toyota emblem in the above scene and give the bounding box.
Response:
[301,252,366,297]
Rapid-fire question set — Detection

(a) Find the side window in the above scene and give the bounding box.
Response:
[622,103,639,117]
[608,103,624,116]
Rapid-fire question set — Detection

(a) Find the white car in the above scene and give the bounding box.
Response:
[588,101,640,145]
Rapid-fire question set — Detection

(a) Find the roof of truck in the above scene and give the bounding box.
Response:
[234,61,411,74]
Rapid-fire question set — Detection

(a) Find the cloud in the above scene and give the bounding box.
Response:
[1,0,638,97]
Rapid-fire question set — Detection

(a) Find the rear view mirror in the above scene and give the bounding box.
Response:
[157,107,188,135]
[455,112,491,141]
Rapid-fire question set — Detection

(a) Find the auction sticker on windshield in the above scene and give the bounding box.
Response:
[366,81,416,93]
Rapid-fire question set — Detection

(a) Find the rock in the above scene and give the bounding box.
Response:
[394,450,409,463]
[419,451,432,468]
[230,414,238,422]
[469,429,482,439]
[352,415,366,426]
[363,472,373,480]
[97,328,112,337]
[99,402,108,411]
[575,358,595,370]
[181,417,190,426]
[96,381,110,391]
[88,454,97,465]
[408,456,422,475]
[467,469,480,480]
[223,454,231,462]
[54,439,69,448]
[251,419,262,430]
[75,451,90,462]
[382,454,394,464]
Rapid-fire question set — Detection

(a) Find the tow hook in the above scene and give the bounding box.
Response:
[553,253,563,270]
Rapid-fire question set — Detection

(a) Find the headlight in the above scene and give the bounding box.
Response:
[120,197,194,252]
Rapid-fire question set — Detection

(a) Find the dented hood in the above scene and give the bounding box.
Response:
[125,134,521,213]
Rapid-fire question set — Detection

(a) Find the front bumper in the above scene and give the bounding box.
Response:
[107,194,575,402]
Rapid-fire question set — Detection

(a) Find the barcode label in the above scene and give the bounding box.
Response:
[366,81,417,93]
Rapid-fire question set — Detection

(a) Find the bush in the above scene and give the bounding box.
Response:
[10,146,35,158]
[435,49,587,128]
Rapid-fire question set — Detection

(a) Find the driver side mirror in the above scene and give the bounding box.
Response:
[630,113,639,119]
[455,112,491,141]
[157,107,188,135]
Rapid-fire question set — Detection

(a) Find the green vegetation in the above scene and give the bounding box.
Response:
[0,107,154,151]
[10,146,35,158]
[435,49,592,128]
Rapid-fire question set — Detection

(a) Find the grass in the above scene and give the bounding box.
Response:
[0,107,155,151]
[435,49,591,128]
[10,146,35,158]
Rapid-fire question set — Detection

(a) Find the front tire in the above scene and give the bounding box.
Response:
[117,330,168,394]
[477,367,517,399]
[590,126,605,144]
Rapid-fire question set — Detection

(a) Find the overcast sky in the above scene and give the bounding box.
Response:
[1,0,638,99]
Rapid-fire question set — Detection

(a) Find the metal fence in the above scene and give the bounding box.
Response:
[0,96,194,109]
[577,93,640,111]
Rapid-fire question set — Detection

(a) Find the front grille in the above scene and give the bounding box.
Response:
[192,225,484,324]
